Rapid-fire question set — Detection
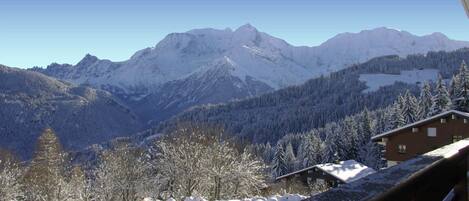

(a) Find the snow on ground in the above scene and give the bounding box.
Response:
[144,194,307,201]
[225,194,307,201]
[359,69,439,92]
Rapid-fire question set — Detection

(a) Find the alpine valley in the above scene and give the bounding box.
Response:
[3,24,469,156]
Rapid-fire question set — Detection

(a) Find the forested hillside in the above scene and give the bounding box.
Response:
[0,65,143,158]
[252,60,469,177]
[156,48,469,143]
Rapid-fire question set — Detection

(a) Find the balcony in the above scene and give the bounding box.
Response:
[304,139,469,201]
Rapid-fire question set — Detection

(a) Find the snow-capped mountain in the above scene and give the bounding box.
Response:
[34,24,469,123]
[314,28,469,72]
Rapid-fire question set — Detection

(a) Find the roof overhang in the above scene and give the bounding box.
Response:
[463,0,469,18]
[372,110,469,141]
[276,160,375,183]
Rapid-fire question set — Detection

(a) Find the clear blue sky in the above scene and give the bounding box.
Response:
[1,0,468,68]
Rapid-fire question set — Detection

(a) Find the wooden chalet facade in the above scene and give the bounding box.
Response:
[372,110,469,167]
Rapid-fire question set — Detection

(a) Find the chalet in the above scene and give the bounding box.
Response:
[275,160,376,188]
[372,110,469,167]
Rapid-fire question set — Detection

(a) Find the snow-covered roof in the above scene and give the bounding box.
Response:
[276,160,376,183]
[306,138,469,201]
[371,110,469,141]
[275,166,316,181]
[315,160,376,183]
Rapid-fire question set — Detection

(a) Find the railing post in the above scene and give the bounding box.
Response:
[455,148,469,201]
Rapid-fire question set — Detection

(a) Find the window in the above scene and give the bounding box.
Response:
[453,135,464,143]
[398,144,407,153]
[427,128,437,137]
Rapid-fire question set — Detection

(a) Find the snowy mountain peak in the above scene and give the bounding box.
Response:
[77,54,99,66]
[235,23,258,33]
[429,32,449,39]
[35,25,469,111]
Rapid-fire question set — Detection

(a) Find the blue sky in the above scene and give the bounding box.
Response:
[1,0,468,68]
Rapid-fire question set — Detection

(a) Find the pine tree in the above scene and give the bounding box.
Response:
[449,75,461,100]
[343,116,359,159]
[23,128,68,201]
[298,134,323,168]
[284,142,296,173]
[322,123,342,163]
[405,90,420,123]
[359,108,374,143]
[393,99,407,128]
[263,143,274,164]
[453,61,469,112]
[398,91,419,124]
[357,141,383,170]
[430,75,452,115]
[271,142,287,178]
[419,82,433,119]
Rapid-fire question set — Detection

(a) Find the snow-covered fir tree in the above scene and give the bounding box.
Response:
[453,61,469,112]
[284,143,296,173]
[263,143,274,164]
[342,116,359,159]
[429,75,452,115]
[271,142,287,178]
[297,134,324,168]
[419,82,433,119]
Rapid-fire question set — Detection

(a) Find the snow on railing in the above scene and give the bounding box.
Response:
[305,139,469,201]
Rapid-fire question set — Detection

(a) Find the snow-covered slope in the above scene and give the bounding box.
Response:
[359,69,440,92]
[33,25,469,123]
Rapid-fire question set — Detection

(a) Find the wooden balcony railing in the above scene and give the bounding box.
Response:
[304,139,469,201]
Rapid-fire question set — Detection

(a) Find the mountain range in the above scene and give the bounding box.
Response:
[2,24,468,157]
[33,24,469,124]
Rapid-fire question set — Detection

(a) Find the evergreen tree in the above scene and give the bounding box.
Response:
[322,123,342,163]
[419,82,433,119]
[359,108,373,143]
[453,61,469,112]
[343,116,359,159]
[404,90,419,123]
[357,141,383,170]
[262,143,274,164]
[430,75,452,115]
[23,128,68,201]
[271,142,287,178]
[297,134,323,168]
[449,75,460,100]
[284,142,296,173]
[398,91,416,124]
[393,99,407,128]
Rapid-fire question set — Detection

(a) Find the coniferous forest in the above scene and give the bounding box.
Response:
[2,59,469,200]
